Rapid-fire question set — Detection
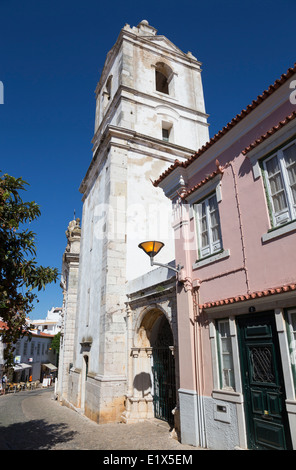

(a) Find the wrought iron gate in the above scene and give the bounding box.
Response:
[152,319,176,426]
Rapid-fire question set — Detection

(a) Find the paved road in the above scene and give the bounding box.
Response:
[0,387,201,452]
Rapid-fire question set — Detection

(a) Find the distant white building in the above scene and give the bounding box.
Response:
[31,307,62,336]
[0,320,58,382]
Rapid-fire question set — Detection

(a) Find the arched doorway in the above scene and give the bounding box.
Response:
[123,307,177,427]
[150,315,176,426]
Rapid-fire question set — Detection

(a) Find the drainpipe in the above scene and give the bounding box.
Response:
[177,210,207,448]
[192,284,207,448]
[226,161,251,294]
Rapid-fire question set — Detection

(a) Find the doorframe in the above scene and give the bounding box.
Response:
[237,310,292,450]
[80,353,89,413]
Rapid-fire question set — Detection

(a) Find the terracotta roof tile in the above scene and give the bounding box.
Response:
[180,163,223,200]
[242,110,296,155]
[153,63,296,187]
[199,283,296,310]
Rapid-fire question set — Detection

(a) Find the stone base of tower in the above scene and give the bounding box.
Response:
[85,395,126,424]
[121,394,155,423]
[66,369,127,424]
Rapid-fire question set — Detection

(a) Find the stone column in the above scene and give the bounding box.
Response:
[57,218,81,403]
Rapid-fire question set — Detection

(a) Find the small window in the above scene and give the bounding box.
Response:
[161,121,173,143]
[162,128,169,141]
[102,75,113,111]
[262,141,296,227]
[106,75,112,100]
[156,70,169,94]
[195,192,222,258]
[217,320,235,390]
[155,62,173,95]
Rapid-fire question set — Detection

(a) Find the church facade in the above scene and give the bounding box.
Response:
[57,20,209,432]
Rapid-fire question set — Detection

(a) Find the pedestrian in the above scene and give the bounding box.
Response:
[1,374,7,395]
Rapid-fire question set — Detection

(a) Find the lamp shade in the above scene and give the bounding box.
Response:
[138,241,164,258]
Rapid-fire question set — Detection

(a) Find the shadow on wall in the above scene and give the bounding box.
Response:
[133,372,152,398]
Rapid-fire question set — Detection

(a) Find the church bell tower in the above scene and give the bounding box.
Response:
[66,20,209,423]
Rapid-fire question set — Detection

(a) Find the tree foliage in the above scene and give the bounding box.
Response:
[0,172,59,367]
[51,331,61,354]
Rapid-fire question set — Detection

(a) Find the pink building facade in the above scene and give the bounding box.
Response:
[155,64,296,449]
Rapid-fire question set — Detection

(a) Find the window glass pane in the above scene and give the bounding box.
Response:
[162,128,169,141]
[266,154,280,175]
[283,144,296,205]
[208,195,217,212]
[222,336,232,354]
[200,202,208,248]
[272,191,288,213]
[291,312,296,341]
[223,369,234,388]
[201,232,208,247]
[196,192,222,256]
[266,155,288,213]
[218,321,235,389]
[209,195,221,244]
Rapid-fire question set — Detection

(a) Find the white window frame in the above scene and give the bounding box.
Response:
[195,192,222,259]
[286,308,296,391]
[217,319,235,390]
[262,140,296,228]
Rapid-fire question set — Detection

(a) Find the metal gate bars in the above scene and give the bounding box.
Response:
[152,346,176,426]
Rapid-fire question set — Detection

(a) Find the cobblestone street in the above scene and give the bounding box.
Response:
[0,387,202,452]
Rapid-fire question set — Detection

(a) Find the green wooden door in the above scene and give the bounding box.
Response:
[237,312,292,450]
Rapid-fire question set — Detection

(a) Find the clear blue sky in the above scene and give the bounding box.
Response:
[0,0,295,319]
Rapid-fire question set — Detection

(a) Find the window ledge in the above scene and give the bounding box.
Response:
[262,219,296,243]
[212,389,243,404]
[154,90,178,101]
[193,249,230,270]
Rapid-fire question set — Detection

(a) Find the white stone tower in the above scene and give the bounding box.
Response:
[65,20,209,423]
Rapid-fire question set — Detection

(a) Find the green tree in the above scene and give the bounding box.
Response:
[0,172,59,367]
[51,331,61,355]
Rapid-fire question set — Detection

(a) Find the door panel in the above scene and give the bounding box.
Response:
[237,312,291,450]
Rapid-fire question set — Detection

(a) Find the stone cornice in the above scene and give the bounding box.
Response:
[63,252,80,264]
[79,124,197,198]
[93,84,209,148]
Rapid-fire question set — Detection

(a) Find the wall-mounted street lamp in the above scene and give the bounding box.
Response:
[138,240,181,273]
